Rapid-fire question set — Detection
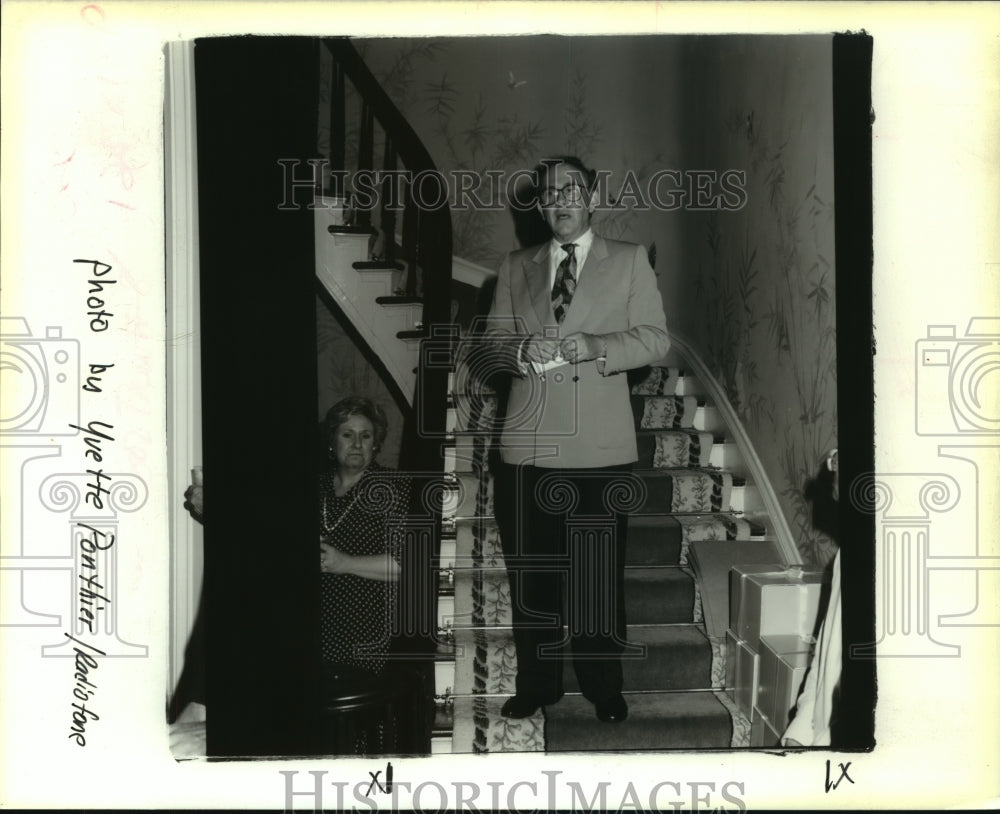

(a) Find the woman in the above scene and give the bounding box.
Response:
[782,448,841,747]
[171,399,413,756]
[318,396,410,678]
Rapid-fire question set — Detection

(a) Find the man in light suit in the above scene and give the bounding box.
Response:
[481,156,671,723]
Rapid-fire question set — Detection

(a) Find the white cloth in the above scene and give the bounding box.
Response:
[783,549,842,746]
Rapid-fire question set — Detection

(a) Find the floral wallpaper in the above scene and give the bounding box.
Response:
[318,35,838,565]
[675,37,839,566]
[316,296,404,468]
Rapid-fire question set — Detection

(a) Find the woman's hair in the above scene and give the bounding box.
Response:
[323,396,389,452]
[804,449,839,543]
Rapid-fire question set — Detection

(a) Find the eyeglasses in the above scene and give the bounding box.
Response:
[538,183,586,206]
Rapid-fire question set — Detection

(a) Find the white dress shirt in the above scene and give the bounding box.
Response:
[516,228,598,374]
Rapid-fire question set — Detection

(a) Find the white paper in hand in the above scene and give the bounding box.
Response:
[530,354,570,376]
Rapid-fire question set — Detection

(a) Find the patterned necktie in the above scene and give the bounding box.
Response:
[551,243,577,323]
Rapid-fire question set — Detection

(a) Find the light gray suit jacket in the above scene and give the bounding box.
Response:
[482,234,670,468]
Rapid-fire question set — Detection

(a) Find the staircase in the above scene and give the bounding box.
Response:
[314,211,424,406]
[315,37,453,411]
[438,353,777,752]
[314,36,795,754]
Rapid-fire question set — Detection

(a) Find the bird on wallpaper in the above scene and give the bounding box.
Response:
[507,71,528,90]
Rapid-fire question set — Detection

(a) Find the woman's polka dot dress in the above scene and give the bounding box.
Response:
[319,464,410,676]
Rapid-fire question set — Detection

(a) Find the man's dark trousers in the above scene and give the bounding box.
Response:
[493,460,633,705]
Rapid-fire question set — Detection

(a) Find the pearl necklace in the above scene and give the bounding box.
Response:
[322,473,364,537]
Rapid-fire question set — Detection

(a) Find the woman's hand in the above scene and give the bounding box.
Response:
[183,484,204,520]
[320,541,351,574]
[320,538,400,581]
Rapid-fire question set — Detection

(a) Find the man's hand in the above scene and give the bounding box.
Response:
[520,336,563,364]
[560,332,606,363]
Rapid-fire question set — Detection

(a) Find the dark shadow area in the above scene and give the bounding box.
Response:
[194,35,440,758]
[509,173,552,249]
[831,31,876,752]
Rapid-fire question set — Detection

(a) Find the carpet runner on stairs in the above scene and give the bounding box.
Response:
[448,468,742,518]
[446,365,763,752]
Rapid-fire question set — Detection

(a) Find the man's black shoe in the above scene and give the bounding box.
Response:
[594,695,628,722]
[500,696,545,719]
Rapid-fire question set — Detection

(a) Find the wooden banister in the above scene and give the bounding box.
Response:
[322,37,452,317]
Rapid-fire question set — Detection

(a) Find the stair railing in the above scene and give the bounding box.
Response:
[666,331,800,564]
[321,37,452,327]
[319,39,453,755]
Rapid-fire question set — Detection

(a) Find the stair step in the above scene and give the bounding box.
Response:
[446,427,734,469]
[567,625,713,693]
[635,430,719,468]
[446,624,713,696]
[443,472,491,517]
[446,403,723,434]
[624,567,697,625]
[626,518,684,565]
[354,260,405,271]
[452,517,505,568]
[433,703,454,732]
[449,365,705,399]
[431,734,454,754]
[438,594,455,631]
[627,514,765,564]
[629,366,704,397]
[450,695,545,753]
[326,224,376,236]
[633,396,722,433]
[443,436,481,473]
[315,205,420,404]
[444,469,745,518]
[397,329,427,341]
[445,393,724,435]
[544,690,731,751]
[434,656,457,697]
[447,394,499,434]
[439,535,456,570]
[369,296,424,335]
[375,295,423,305]
[445,515,762,571]
[450,566,695,629]
[633,469,742,515]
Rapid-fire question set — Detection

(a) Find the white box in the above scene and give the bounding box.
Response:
[750,707,782,748]
[758,634,813,734]
[726,630,760,720]
[729,563,785,631]
[734,567,826,651]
